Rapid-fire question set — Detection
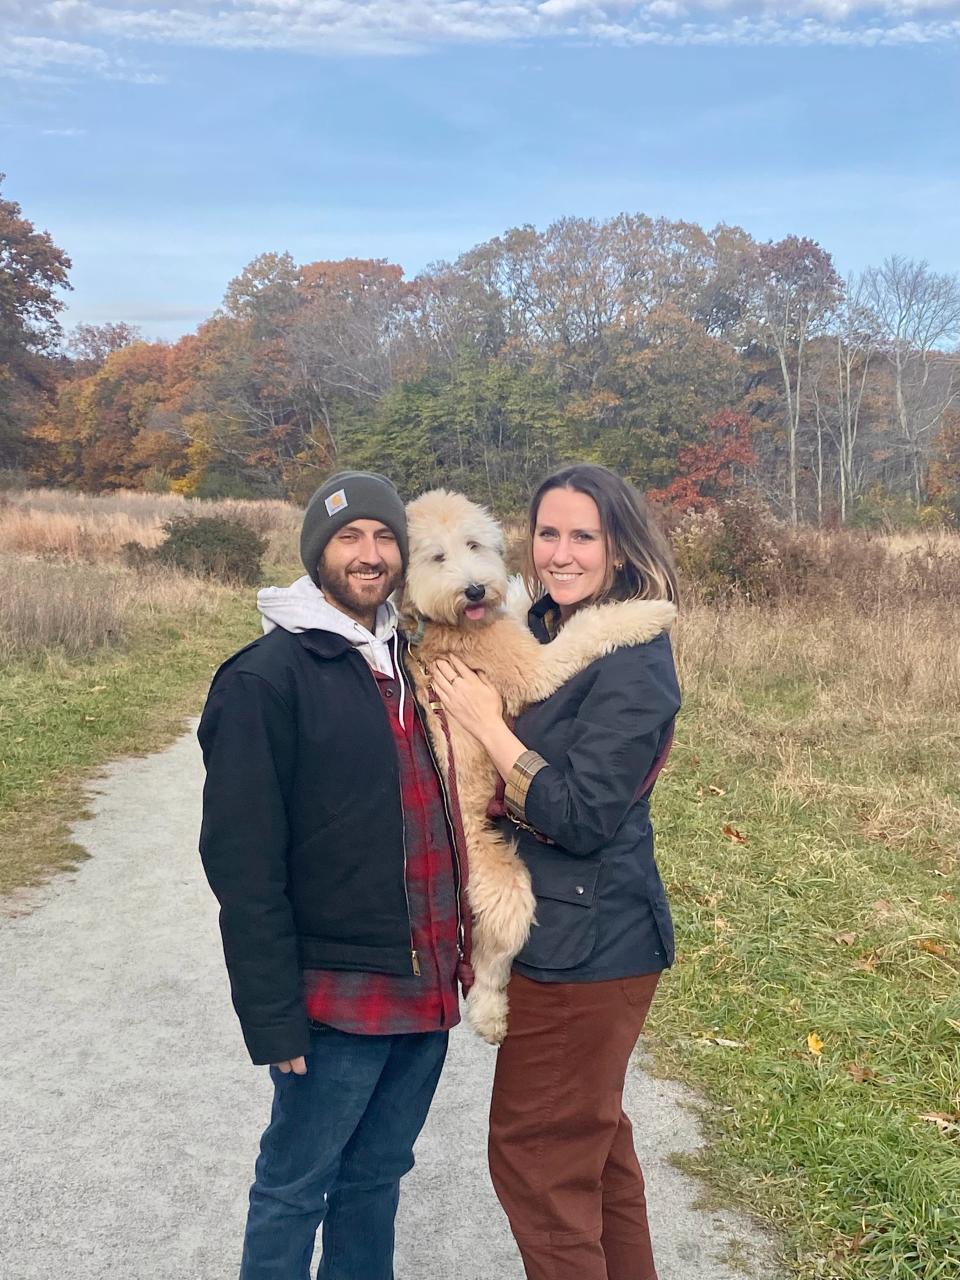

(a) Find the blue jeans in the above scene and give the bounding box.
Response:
[239,1024,448,1280]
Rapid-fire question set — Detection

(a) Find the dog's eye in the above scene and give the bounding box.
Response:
[467,542,480,552]
[433,553,445,563]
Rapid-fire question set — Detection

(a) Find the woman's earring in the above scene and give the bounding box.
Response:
[615,560,624,571]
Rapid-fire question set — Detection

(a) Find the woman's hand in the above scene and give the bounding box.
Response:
[431,655,503,743]
[431,655,529,784]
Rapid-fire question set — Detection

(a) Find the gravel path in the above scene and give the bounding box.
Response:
[0,727,785,1279]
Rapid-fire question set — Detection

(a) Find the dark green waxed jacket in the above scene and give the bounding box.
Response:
[495,596,680,981]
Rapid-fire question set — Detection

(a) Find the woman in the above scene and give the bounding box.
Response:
[431,463,680,1280]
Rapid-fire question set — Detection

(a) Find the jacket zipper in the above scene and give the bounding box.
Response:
[392,652,421,976]
[397,780,419,976]
[355,651,419,976]
[411,678,465,963]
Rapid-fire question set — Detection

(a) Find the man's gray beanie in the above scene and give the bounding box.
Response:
[300,470,408,587]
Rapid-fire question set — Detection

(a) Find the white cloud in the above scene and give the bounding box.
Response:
[2,0,959,78]
[0,32,162,81]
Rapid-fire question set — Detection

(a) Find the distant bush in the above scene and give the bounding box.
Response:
[125,515,267,585]
[850,486,953,532]
[671,498,960,607]
[672,498,782,602]
[0,469,33,492]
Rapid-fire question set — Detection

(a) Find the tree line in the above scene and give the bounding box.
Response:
[3,173,960,523]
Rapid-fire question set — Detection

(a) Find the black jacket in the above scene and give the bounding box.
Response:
[197,627,452,1065]
[495,597,681,981]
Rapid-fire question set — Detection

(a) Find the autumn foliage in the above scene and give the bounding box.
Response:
[3,174,960,521]
[649,410,757,512]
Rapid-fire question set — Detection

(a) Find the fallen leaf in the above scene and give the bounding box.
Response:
[833,932,857,946]
[708,785,726,797]
[690,756,701,767]
[916,939,948,958]
[845,1062,876,1084]
[853,952,878,972]
[807,1032,824,1057]
[936,892,956,904]
[920,1113,960,1137]
[872,899,892,916]
[694,1033,746,1048]
[722,824,748,845]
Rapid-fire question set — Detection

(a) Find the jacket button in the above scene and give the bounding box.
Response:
[384,687,394,698]
[575,885,584,895]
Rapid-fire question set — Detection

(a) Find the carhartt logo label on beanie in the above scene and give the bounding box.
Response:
[300,471,408,588]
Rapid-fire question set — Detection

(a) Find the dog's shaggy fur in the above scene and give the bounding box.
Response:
[400,489,676,1044]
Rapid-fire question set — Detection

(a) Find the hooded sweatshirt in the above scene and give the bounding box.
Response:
[257,574,409,729]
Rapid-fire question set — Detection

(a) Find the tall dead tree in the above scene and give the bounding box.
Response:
[748,237,841,525]
[864,256,960,505]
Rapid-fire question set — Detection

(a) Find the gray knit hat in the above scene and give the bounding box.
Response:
[300,470,408,587]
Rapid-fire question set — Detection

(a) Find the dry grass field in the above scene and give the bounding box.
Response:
[0,487,301,565]
[0,488,302,895]
[1,487,958,1279]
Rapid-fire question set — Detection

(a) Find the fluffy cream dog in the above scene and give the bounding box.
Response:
[400,489,676,1044]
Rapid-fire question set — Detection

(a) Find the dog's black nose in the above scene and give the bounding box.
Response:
[464,584,486,602]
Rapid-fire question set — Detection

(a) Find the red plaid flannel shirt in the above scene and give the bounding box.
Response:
[302,663,462,1034]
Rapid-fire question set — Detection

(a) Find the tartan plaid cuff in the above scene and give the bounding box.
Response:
[504,750,549,822]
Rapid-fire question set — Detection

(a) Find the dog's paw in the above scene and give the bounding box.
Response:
[466,987,509,1046]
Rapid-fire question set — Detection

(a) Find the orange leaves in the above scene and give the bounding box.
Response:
[833,931,857,946]
[807,1032,824,1057]
[648,408,757,513]
[915,938,948,958]
[722,823,748,846]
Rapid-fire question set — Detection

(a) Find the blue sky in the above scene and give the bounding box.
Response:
[2,2,958,341]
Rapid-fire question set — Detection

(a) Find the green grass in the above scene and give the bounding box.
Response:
[650,673,960,1279]
[0,590,259,894]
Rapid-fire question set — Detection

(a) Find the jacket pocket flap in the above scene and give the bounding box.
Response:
[528,851,601,908]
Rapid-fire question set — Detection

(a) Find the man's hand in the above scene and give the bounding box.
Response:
[274,1056,307,1075]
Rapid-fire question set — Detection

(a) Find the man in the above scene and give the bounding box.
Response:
[198,471,468,1280]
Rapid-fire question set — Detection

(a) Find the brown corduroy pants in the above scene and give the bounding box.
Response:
[488,971,661,1280]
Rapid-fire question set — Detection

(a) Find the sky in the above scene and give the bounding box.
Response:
[2,1,959,342]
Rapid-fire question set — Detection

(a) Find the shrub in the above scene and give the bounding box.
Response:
[125,515,267,585]
[671,498,960,608]
[848,486,951,533]
[0,469,32,492]
[672,498,782,602]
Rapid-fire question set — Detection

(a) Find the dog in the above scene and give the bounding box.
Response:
[400,489,676,1044]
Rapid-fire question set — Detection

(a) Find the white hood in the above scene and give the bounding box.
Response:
[257,575,400,680]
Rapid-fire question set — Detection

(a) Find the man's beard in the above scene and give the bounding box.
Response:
[318,561,402,623]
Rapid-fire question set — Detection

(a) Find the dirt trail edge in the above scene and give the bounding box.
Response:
[0,728,785,1280]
